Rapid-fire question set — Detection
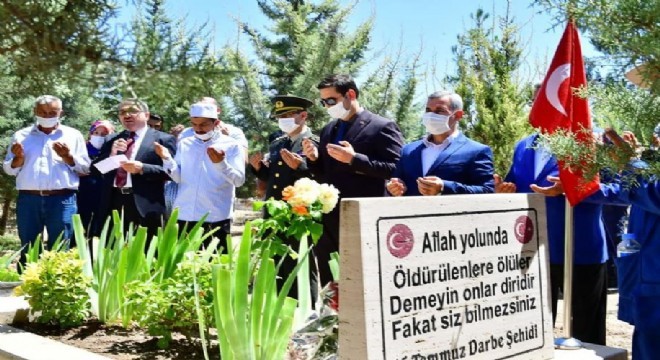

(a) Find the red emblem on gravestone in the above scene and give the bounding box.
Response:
[386,224,414,258]
[514,215,534,244]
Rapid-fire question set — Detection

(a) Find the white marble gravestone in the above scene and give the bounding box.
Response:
[338,193,554,360]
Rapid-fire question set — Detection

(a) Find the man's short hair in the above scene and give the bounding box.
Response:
[427,91,463,111]
[149,113,163,122]
[317,74,360,99]
[34,95,62,109]
[119,98,149,113]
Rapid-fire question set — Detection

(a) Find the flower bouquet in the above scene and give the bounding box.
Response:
[253,177,339,246]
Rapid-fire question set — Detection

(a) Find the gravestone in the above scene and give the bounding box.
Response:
[338,193,554,360]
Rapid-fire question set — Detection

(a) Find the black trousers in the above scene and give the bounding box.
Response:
[550,263,607,345]
[177,219,231,251]
[274,234,318,303]
[110,189,162,244]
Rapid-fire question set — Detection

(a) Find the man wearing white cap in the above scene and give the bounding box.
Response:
[155,102,245,248]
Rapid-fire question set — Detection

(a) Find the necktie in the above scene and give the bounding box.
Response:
[334,121,348,144]
[115,132,136,188]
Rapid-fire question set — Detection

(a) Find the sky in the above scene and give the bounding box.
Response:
[115,0,599,98]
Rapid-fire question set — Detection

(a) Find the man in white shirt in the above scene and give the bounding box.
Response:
[156,102,245,249]
[3,95,90,266]
[178,97,248,160]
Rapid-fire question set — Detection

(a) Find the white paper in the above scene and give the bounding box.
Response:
[93,155,128,174]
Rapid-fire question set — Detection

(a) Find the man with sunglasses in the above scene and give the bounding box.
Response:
[302,74,404,286]
[93,98,176,241]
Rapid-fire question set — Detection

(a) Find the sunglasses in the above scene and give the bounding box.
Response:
[319,96,342,107]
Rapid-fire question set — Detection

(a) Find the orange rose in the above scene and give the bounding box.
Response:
[282,186,295,201]
[292,205,309,216]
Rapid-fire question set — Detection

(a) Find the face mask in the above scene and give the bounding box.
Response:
[422,112,452,135]
[327,101,350,119]
[36,116,59,128]
[194,130,215,141]
[278,117,299,134]
[90,135,105,149]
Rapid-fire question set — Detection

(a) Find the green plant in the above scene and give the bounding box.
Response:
[0,268,19,282]
[72,209,219,326]
[16,249,91,327]
[0,249,20,282]
[0,234,20,252]
[211,227,308,360]
[125,254,215,349]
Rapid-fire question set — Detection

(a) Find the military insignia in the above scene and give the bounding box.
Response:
[275,101,284,109]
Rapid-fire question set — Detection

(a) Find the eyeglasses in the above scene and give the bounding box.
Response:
[119,108,142,116]
[319,97,340,107]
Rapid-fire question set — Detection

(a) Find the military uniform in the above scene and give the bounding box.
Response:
[249,94,319,300]
[252,128,319,200]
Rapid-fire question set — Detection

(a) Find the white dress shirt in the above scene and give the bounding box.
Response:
[421,131,460,175]
[164,133,245,222]
[3,124,90,190]
[114,125,148,188]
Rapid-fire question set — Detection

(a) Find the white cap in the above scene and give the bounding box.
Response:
[190,102,218,119]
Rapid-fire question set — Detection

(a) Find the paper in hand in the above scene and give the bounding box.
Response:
[94,154,129,174]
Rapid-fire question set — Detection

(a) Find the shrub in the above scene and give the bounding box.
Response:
[16,249,91,327]
[125,254,215,349]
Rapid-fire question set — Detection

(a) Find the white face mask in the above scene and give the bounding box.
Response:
[90,135,105,149]
[278,117,299,134]
[327,101,350,120]
[194,130,215,141]
[422,112,452,135]
[36,116,59,128]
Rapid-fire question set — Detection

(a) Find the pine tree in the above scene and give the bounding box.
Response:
[448,4,533,175]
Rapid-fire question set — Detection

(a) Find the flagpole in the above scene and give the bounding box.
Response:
[555,197,582,349]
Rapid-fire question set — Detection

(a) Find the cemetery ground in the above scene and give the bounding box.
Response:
[1,288,633,360]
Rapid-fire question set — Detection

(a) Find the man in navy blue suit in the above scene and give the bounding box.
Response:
[494,133,608,345]
[386,91,494,197]
[94,99,177,241]
[302,74,404,286]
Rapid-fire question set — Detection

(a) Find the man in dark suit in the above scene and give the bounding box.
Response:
[94,98,176,240]
[302,74,404,286]
[386,91,494,197]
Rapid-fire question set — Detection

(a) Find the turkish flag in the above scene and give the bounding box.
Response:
[529,21,599,206]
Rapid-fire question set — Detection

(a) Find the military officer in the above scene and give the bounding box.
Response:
[248,95,319,300]
[249,95,319,200]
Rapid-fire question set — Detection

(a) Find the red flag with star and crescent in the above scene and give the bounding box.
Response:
[529,21,599,206]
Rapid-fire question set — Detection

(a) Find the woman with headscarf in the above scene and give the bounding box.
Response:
[78,120,115,235]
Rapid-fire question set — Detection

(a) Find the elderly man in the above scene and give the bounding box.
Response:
[302,74,404,286]
[155,102,245,248]
[3,95,90,266]
[386,91,494,197]
[93,98,176,240]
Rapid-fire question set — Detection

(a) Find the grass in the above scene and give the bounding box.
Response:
[0,234,20,252]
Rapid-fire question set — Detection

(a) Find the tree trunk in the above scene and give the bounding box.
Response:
[0,190,12,236]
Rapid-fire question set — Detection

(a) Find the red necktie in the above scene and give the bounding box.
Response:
[115,132,136,188]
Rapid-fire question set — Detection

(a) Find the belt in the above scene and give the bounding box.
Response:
[19,189,75,196]
[113,187,133,194]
